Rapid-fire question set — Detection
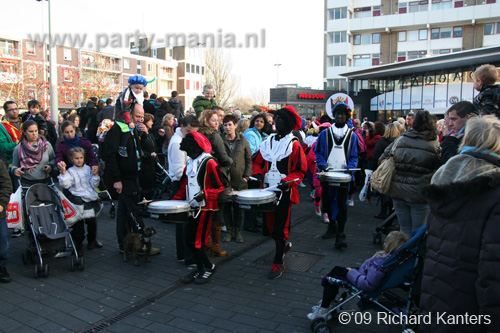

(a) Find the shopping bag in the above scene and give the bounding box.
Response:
[359,169,373,202]
[6,187,24,230]
[371,138,401,195]
[54,188,83,227]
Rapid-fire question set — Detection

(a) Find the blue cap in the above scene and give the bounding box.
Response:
[128,75,147,87]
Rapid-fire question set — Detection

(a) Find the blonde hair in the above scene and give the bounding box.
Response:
[162,113,174,126]
[69,147,85,159]
[236,118,250,134]
[459,115,500,155]
[474,64,498,85]
[198,109,217,128]
[384,123,401,139]
[379,231,411,255]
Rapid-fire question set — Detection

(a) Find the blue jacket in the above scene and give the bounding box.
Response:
[347,254,387,291]
[315,127,358,170]
[244,127,268,155]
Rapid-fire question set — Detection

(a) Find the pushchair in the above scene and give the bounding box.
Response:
[92,144,116,218]
[373,211,399,244]
[22,182,83,278]
[310,225,427,333]
[153,153,172,199]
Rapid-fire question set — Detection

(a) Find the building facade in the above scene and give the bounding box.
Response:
[324,0,500,92]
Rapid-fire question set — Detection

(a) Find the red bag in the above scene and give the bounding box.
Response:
[7,187,24,230]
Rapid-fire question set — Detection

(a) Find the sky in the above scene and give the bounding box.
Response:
[1,0,324,99]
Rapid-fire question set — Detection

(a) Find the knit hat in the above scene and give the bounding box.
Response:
[282,105,302,130]
[188,132,212,153]
[128,75,148,87]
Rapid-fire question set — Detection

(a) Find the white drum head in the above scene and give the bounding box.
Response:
[148,200,191,214]
[321,172,351,183]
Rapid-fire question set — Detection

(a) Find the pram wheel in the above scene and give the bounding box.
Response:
[373,231,382,244]
[78,257,85,271]
[313,322,331,333]
[310,318,326,331]
[109,206,116,218]
[34,264,49,278]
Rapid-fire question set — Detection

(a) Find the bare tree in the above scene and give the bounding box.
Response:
[231,96,253,113]
[204,48,240,108]
[249,87,270,106]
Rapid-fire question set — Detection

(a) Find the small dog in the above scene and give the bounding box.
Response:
[123,226,156,266]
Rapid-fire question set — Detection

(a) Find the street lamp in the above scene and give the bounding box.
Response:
[37,0,58,123]
[274,63,281,87]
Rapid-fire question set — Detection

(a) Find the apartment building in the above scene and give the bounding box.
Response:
[324,0,500,90]
[0,36,178,110]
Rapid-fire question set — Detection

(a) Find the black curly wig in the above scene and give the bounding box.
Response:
[179,133,204,158]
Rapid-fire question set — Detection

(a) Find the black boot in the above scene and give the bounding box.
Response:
[0,266,11,283]
[335,233,347,249]
[322,221,338,239]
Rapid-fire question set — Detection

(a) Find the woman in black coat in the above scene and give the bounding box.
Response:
[139,113,157,201]
[420,115,500,332]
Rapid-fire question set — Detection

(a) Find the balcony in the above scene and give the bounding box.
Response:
[0,47,21,58]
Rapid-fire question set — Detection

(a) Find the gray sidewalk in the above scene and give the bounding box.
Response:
[0,188,402,333]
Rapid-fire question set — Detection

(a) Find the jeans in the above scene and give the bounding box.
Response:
[393,199,428,235]
[0,218,9,267]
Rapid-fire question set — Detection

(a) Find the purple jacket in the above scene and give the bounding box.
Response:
[55,136,99,168]
[347,254,388,291]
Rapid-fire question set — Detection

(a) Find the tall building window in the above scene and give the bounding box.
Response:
[484,23,500,35]
[372,33,381,44]
[372,53,380,66]
[124,59,130,70]
[327,55,347,67]
[432,0,452,10]
[186,63,190,73]
[328,31,347,44]
[398,31,407,42]
[327,79,347,91]
[453,27,463,37]
[354,34,372,45]
[353,54,371,67]
[373,6,381,16]
[399,2,407,13]
[354,7,371,18]
[328,7,348,20]
[26,42,35,56]
[63,49,72,61]
[419,29,428,40]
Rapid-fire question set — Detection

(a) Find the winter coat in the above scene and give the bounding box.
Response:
[420,152,500,332]
[55,136,99,169]
[161,125,175,151]
[379,130,441,203]
[58,164,100,202]
[365,134,381,162]
[0,160,12,220]
[197,126,233,169]
[347,253,388,291]
[104,122,142,182]
[222,132,252,191]
[440,135,462,164]
[11,142,55,182]
[192,96,216,118]
[244,127,268,155]
[168,98,184,119]
[474,84,500,118]
[0,121,20,165]
[371,137,396,169]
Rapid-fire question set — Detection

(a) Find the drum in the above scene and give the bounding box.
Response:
[234,189,277,212]
[319,172,351,187]
[148,200,191,223]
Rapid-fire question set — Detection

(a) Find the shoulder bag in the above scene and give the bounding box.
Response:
[370,137,401,195]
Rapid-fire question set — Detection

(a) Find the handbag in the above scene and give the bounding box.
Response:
[7,187,24,230]
[371,138,401,195]
[359,169,373,202]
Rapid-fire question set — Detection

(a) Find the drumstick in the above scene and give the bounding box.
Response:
[265,178,300,191]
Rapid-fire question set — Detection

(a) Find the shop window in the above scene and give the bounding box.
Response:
[453,27,463,37]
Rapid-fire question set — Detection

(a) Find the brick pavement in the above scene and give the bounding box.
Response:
[0,188,403,333]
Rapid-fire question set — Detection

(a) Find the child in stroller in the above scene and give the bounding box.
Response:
[308,231,410,321]
[57,147,102,255]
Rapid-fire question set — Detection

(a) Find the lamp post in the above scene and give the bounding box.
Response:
[274,63,281,87]
[37,0,58,123]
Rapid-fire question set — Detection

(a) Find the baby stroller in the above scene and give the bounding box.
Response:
[22,183,83,278]
[153,153,172,199]
[92,144,116,218]
[373,212,399,244]
[310,225,427,333]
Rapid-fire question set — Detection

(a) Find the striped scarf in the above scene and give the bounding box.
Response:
[1,120,21,143]
[18,137,49,170]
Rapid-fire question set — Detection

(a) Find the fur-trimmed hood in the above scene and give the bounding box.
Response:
[423,152,500,218]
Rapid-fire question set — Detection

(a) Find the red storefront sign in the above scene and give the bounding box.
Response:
[298,93,325,100]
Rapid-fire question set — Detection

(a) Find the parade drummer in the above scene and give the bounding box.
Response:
[173,132,225,285]
[314,102,358,249]
[252,106,307,280]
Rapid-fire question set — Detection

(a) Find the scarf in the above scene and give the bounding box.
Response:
[460,146,499,157]
[186,152,211,177]
[1,120,21,143]
[18,137,49,170]
[260,133,295,162]
[63,133,81,148]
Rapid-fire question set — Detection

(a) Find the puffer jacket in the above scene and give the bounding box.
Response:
[379,129,441,203]
[420,152,500,332]
[222,132,252,191]
[244,127,268,155]
[192,96,216,118]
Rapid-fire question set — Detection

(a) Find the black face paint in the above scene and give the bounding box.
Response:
[180,135,204,159]
[275,114,289,136]
[335,112,347,128]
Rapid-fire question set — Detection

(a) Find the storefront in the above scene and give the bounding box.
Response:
[340,46,500,123]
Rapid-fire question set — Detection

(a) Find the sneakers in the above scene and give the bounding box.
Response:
[283,242,292,260]
[268,263,285,280]
[194,264,216,284]
[298,181,306,188]
[221,225,227,232]
[348,199,354,207]
[0,266,11,283]
[95,239,103,248]
[323,213,330,224]
[310,189,315,199]
[307,306,330,321]
[315,207,321,216]
[118,146,128,157]
[11,229,22,238]
[182,270,201,284]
